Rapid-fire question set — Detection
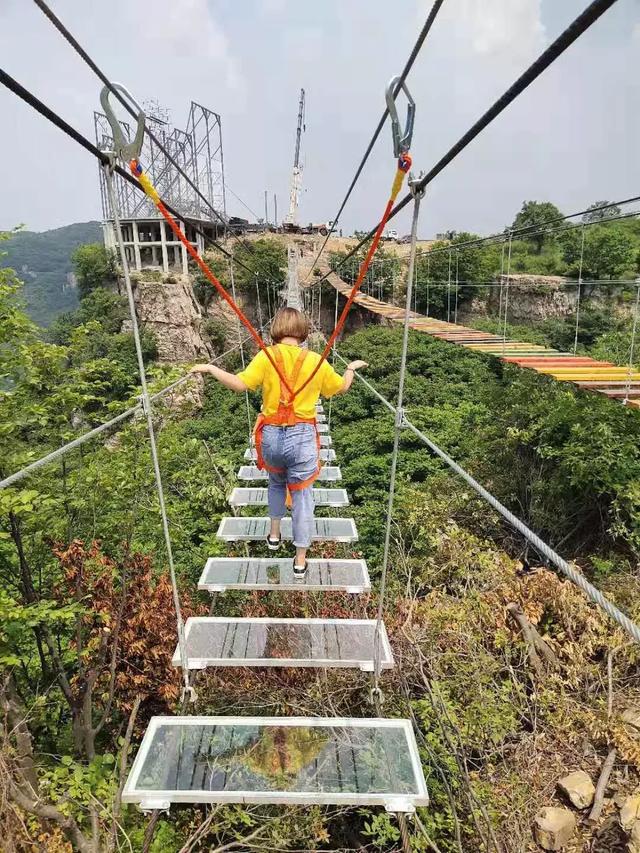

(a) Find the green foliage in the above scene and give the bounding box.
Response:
[71,242,117,298]
[583,200,622,222]
[195,238,286,309]
[560,224,636,279]
[0,221,101,325]
[511,199,564,252]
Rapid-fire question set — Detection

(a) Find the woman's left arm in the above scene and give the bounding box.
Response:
[191,363,248,393]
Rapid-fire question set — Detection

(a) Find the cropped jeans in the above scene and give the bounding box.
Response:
[261,423,317,548]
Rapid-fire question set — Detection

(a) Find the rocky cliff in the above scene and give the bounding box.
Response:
[122,275,212,363]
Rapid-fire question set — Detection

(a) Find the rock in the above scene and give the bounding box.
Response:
[629,820,640,853]
[622,708,640,736]
[558,770,595,809]
[124,276,212,363]
[621,795,640,831]
[534,807,576,850]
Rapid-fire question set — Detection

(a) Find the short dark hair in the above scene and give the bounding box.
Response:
[270,307,310,343]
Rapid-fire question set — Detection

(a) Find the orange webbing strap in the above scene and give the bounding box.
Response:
[253,346,315,474]
[129,159,293,399]
[290,152,412,403]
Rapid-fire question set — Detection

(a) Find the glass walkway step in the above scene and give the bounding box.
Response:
[198,557,370,593]
[172,616,393,671]
[217,516,358,543]
[317,423,329,434]
[237,465,341,481]
[316,414,327,423]
[123,715,429,813]
[244,448,336,462]
[229,487,349,508]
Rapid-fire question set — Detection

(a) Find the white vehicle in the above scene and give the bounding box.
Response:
[386,228,399,241]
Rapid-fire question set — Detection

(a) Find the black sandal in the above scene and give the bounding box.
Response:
[293,560,307,579]
[266,534,281,551]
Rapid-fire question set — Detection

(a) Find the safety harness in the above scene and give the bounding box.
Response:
[253,345,322,497]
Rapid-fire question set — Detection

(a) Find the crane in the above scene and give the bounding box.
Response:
[285,88,305,227]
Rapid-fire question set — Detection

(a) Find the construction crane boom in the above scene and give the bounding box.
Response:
[285,88,305,225]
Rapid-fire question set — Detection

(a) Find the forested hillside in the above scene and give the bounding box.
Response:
[2,228,640,852]
[0,221,101,326]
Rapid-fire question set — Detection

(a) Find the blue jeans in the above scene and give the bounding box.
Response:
[261,424,317,548]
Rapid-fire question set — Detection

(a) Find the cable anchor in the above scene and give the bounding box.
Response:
[369,685,385,710]
[385,75,416,158]
[100,83,145,162]
[395,407,409,429]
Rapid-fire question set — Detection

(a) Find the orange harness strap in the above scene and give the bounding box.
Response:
[252,346,321,497]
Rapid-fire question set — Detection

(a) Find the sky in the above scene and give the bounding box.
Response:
[0,0,639,239]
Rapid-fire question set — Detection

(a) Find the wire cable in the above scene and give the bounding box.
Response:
[303,0,445,280]
[0,68,277,285]
[308,0,622,289]
[32,0,280,283]
[330,348,640,644]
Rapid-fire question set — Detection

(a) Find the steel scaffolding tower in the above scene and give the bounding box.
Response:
[94,99,226,223]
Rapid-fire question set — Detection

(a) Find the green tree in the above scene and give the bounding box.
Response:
[582,200,622,223]
[511,200,564,253]
[71,243,117,298]
[583,226,635,280]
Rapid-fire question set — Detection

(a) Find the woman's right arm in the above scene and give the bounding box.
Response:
[339,360,368,393]
[191,363,249,393]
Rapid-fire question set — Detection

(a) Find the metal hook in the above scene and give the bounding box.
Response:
[100,83,145,162]
[385,75,416,158]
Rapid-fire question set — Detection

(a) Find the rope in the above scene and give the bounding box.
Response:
[303,0,445,279]
[625,283,640,404]
[105,165,193,699]
[331,350,640,645]
[573,225,586,354]
[289,154,413,403]
[398,813,412,852]
[374,184,424,702]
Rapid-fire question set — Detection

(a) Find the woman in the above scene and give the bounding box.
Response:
[191,307,366,578]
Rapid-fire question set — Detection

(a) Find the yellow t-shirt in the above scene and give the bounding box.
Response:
[237,344,345,419]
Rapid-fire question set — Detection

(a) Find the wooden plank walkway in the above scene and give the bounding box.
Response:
[319,269,640,409]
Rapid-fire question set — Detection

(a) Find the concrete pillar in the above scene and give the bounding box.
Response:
[160,220,169,274]
[179,221,189,277]
[132,221,142,271]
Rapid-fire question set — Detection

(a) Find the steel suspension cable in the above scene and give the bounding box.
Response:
[31,0,276,279]
[105,163,193,698]
[0,68,271,285]
[303,0,445,280]
[373,181,424,709]
[330,349,640,644]
[309,0,622,291]
[0,319,273,492]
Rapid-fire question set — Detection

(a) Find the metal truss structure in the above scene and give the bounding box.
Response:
[94,100,226,223]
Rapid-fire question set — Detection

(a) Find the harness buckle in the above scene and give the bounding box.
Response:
[385,75,416,158]
[100,83,146,163]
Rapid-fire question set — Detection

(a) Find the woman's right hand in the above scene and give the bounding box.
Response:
[346,360,368,371]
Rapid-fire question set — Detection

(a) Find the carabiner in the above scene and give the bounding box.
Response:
[385,75,415,158]
[99,83,145,163]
